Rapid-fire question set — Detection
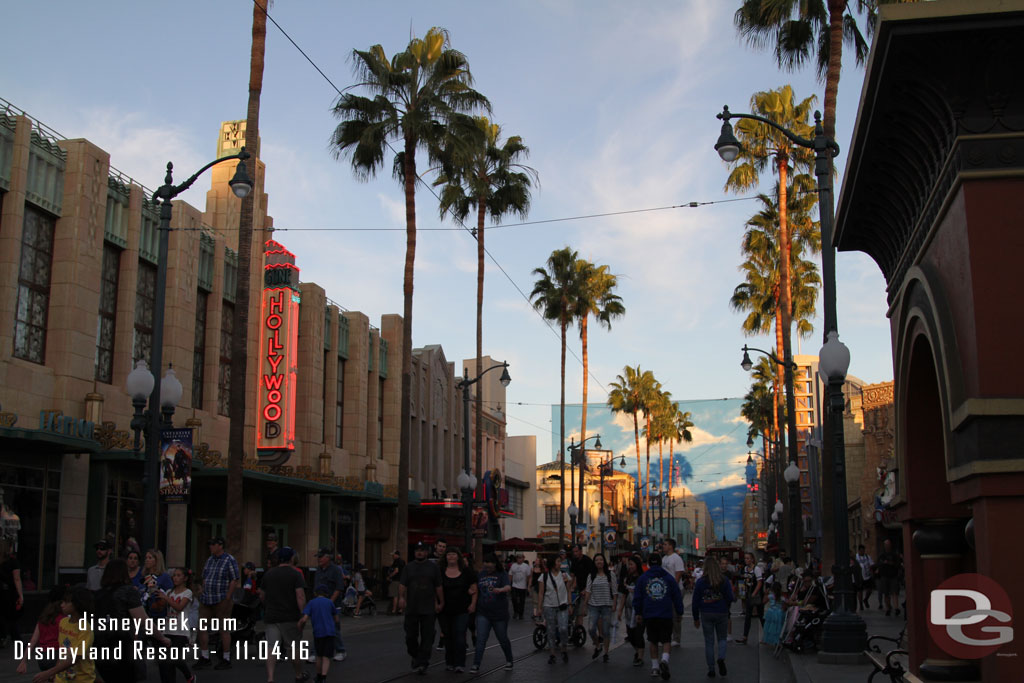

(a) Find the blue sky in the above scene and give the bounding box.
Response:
[2,1,894,466]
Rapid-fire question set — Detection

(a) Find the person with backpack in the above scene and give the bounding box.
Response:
[471,553,514,673]
[692,554,734,679]
[259,547,309,683]
[633,553,685,680]
[153,567,196,683]
[94,558,171,683]
[534,555,570,665]
[582,553,617,663]
[735,552,764,645]
[616,553,646,668]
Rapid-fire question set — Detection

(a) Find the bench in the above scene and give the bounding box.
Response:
[865,629,908,683]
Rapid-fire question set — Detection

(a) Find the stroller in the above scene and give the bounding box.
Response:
[230,588,262,656]
[776,576,832,655]
[339,574,378,617]
[532,592,587,650]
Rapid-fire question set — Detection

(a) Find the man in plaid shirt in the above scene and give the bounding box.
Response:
[195,536,240,670]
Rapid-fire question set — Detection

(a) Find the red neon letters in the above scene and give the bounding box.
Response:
[257,240,300,452]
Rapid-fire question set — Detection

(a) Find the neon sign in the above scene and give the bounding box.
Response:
[257,239,300,456]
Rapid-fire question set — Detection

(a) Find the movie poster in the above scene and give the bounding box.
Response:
[159,428,193,503]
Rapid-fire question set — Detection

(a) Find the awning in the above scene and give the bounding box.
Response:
[0,425,101,455]
[193,467,342,494]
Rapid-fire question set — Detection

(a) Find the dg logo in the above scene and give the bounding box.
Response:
[927,573,1013,659]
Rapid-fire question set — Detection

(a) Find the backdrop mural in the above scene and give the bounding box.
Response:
[550,397,752,542]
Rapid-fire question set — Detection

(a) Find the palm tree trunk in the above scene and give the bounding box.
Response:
[558,317,567,549]
[645,414,652,531]
[658,440,664,532]
[823,0,846,141]
[227,0,266,556]
[579,313,589,532]
[397,134,418,558]
[475,198,485,556]
[633,413,641,539]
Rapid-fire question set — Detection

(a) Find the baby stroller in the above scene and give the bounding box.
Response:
[339,582,377,617]
[230,588,261,657]
[777,576,832,655]
[532,593,587,650]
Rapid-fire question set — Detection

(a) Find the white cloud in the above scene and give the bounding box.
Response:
[710,473,745,489]
[675,426,732,452]
[730,415,750,425]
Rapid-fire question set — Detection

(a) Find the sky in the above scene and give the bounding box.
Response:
[1,1,896,473]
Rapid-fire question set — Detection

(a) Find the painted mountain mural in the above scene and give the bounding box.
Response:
[549,397,751,541]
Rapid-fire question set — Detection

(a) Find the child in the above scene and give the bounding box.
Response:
[298,585,339,683]
[17,586,63,674]
[34,585,95,683]
[762,582,785,646]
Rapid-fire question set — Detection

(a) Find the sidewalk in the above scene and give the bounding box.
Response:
[784,606,907,683]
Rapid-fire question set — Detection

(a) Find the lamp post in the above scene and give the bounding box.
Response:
[597,451,625,553]
[716,104,864,653]
[457,361,511,556]
[783,459,802,562]
[130,149,253,552]
[567,501,579,546]
[567,434,601,545]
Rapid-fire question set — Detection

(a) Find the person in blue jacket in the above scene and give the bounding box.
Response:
[633,553,685,681]
[692,554,735,678]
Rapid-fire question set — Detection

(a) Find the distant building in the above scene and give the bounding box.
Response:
[536,456,636,552]
[504,435,538,544]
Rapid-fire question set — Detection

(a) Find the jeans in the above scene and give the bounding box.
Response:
[404,613,436,667]
[743,598,764,638]
[700,612,728,669]
[157,635,193,683]
[473,614,513,666]
[438,612,468,668]
[543,606,568,651]
[587,604,614,645]
[511,587,528,619]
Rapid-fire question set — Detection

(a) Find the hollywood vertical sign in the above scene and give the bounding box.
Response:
[257,239,300,457]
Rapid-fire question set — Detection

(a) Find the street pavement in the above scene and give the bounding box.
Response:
[0,599,906,682]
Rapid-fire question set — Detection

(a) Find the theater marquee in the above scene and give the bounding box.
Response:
[257,239,300,462]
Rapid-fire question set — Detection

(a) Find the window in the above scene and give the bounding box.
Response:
[508,485,524,519]
[95,243,121,382]
[133,260,157,366]
[13,206,56,363]
[218,301,233,416]
[335,358,345,448]
[192,290,208,409]
[378,377,384,459]
[544,505,560,525]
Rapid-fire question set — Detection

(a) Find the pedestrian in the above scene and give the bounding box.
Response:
[32,585,95,683]
[583,553,616,663]
[298,586,339,683]
[718,556,736,642]
[735,552,764,645]
[126,549,144,592]
[387,550,406,615]
[776,555,795,595]
[659,538,685,647]
[430,538,447,652]
[0,547,23,648]
[16,585,63,674]
[194,536,239,670]
[876,538,902,616]
[471,553,514,673]
[507,554,530,620]
[350,562,371,617]
[85,540,112,591]
[259,547,308,683]
[242,561,259,594]
[94,559,171,682]
[633,552,684,680]
[692,554,734,678]
[530,558,544,604]
[153,567,195,683]
[569,544,594,632]
[616,553,646,667]
[439,547,476,672]
[399,541,444,675]
[557,548,571,576]
[141,549,173,618]
[855,544,875,610]
[762,582,785,647]
[535,555,570,665]
[312,548,347,662]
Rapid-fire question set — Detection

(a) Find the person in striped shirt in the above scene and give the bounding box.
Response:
[583,553,617,662]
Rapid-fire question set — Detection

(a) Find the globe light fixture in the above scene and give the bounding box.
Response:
[819,331,851,381]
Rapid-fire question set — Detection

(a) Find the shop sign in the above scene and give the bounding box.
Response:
[159,428,192,503]
[39,410,95,440]
[257,239,300,455]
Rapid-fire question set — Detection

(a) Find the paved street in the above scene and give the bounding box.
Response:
[0,599,907,682]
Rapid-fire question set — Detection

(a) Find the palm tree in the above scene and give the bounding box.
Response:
[531,247,584,547]
[643,389,673,522]
[331,27,489,555]
[226,0,270,555]
[573,259,625,515]
[637,378,662,530]
[608,366,656,534]
[436,116,536,552]
[668,403,694,489]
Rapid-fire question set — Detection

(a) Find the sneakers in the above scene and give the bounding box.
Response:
[469,665,480,673]
[894,608,901,617]
[651,667,661,677]
[455,666,464,673]
[436,644,445,651]
[333,652,346,662]
[446,666,455,672]
[707,669,716,679]
[603,654,609,663]
[561,651,569,664]
[547,654,556,665]
[671,640,679,647]
[592,646,601,660]
[633,653,643,667]
[307,654,317,663]
[193,658,212,670]
[718,658,727,676]
[659,660,671,680]
[213,658,231,670]
[416,665,427,675]
[503,661,513,670]
[295,673,310,683]
[186,675,197,683]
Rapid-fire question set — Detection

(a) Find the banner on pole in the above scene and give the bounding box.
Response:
[603,528,617,548]
[159,428,193,503]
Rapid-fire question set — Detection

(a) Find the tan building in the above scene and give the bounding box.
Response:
[740,491,761,553]
[0,101,480,588]
[503,436,538,547]
[845,381,897,557]
[536,456,636,552]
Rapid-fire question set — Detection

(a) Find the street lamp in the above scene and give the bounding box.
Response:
[597,451,623,553]
[567,501,579,544]
[716,102,864,653]
[568,433,601,543]
[598,509,608,553]
[457,361,511,556]
[783,459,802,561]
[133,148,252,552]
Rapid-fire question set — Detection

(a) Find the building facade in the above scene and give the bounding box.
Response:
[504,436,538,544]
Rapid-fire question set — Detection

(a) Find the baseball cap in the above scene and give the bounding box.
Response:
[414,541,428,551]
[648,552,663,566]
[315,547,332,557]
[94,540,112,550]
[207,536,225,546]
[277,546,295,562]
[244,561,256,570]
[558,548,567,555]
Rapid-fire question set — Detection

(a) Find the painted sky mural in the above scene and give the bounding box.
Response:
[550,397,753,542]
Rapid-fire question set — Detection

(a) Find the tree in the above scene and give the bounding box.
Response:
[226,0,270,556]
[331,27,489,556]
[436,117,536,556]
[572,260,625,518]
[531,247,584,547]
[608,366,656,535]
[643,388,673,527]
[668,403,694,488]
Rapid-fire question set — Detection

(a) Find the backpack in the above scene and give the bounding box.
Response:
[93,587,132,650]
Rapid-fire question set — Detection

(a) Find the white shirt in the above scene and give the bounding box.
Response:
[165,588,194,636]
[509,562,532,590]
[662,551,685,589]
[540,571,569,608]
[856,553,873,581]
